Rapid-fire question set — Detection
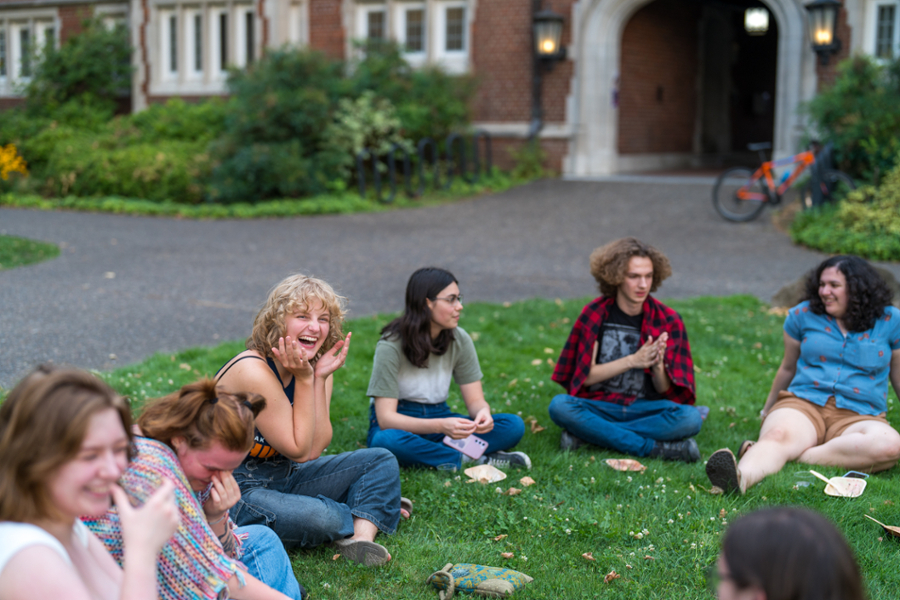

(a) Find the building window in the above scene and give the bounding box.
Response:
[19,27,30,77]
[367,9,385,40]
[219,12,228,70]
[193,14,202,71]
[876,5,896,58]
[169,14,178,72]
[288,1,307,46]
[0,30,6,78]
[445,6,465,51]
[405,8,424,52]
[245,11,254,63]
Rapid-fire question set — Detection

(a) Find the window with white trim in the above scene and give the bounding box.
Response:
[444,6,464,51]
[209,7,228,77]
[395,3,426,56]
[0,29,6,79]
[185,8,203,77]
[232,5,254,67]
[876,4,897,58]
[159,8,178,80]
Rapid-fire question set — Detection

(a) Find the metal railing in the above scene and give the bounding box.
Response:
[356,130,493,203]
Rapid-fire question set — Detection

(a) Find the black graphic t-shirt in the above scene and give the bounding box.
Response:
[585,302,663,400]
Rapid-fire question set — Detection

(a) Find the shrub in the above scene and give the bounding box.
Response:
[791,157,900,260]
[42,136,210,202]
[25,18,131,116]
[804,55,900,184]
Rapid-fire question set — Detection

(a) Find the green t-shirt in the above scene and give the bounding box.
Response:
[366,327,483,404]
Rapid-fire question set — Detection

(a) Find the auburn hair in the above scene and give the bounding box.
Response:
[0,365,132,523]
[137,378,265,452]
[589,237,672,297]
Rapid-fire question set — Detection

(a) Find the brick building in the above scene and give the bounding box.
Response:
[0,0,888,175]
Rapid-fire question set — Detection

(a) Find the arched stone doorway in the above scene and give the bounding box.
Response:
[565,0,818,176]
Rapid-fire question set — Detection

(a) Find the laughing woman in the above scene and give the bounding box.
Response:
[706,255,900,493]
[366,267,530,471]
[215,274,402,567]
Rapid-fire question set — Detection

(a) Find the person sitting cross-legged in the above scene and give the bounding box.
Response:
[548,237,703,462]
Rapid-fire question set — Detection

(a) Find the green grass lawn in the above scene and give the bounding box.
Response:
[89,296,900,598]
[0,234,59,270]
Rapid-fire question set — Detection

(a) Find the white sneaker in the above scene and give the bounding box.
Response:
[477,450,532,470]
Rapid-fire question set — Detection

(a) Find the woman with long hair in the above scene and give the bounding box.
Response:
[707,255,900,493]
[366,267,530,470]
[0,365,179,600]
[712,507,865,600]
[215,274,402,567]
[84,379,305,600]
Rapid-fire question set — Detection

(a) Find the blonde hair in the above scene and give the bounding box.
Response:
[589,237,672,297]
[246,274,347,359]
[137,378,265,453]
[0,365,132,523]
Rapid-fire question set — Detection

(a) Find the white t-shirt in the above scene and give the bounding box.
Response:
[0,520,89,574]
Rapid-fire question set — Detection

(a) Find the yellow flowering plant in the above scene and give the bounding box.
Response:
[0,144,28,180]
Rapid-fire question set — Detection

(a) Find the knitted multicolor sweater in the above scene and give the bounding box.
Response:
[83,437,245,600]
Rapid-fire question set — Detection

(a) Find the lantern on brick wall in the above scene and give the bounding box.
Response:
[805,0,842,64]
[533,8,566,60]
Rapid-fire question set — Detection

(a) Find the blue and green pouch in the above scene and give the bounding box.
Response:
[426,563,534,599]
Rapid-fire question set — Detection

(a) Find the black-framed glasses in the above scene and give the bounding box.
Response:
[434,294,464,306]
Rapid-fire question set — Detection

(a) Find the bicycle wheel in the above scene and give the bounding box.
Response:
[802,170,856,208]
[712,167,768,222]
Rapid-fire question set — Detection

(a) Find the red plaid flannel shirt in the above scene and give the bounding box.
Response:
[552,295,695,405]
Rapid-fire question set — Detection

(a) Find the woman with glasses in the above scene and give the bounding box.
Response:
[366,267,530,471]
[711,507,864,600]
[215,274,402,567]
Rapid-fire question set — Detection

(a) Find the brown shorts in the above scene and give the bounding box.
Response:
[766,391,889,445]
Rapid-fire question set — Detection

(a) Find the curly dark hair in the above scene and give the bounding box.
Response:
[589,238,672,297]
[803,255,893,332]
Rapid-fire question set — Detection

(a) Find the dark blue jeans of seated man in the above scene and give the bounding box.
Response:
[231,448,401,550]
[548,394,703,457]
[367,400,526,470]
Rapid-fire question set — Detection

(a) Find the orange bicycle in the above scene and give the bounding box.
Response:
[712,142,855,222]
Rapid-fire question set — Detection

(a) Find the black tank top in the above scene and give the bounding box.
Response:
[216,355,293,460]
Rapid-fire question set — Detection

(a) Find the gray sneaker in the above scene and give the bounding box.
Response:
[478,450,532,470]
[560,430,586,452]
[649,438,700,462]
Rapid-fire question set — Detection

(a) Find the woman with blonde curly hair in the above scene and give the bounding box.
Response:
[215,274,402,567]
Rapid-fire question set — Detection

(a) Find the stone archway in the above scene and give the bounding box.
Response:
[564,0,818,176]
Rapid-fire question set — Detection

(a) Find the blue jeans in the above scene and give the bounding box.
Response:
[231,448,401,550]
[548,394,703,457]
[237,524,305,600]
[367,401,526,469]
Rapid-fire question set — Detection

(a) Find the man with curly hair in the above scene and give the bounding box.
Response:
[548,238,702,462]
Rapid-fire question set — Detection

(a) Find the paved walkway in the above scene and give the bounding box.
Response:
[2,179,898,388]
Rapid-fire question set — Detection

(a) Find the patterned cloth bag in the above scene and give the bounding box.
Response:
[426,563,533,599]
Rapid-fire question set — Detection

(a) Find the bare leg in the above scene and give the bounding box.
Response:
[737,408,818,492]
[797,420,900,472]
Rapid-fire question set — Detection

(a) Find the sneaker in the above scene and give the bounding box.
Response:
[560,430,586,452]
[649,438,700,462]
[706,448,741,493]
[478,450,532,470]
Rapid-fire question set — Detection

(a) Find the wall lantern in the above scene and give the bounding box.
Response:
[529,6,567,140]
[534,9,566,60]
[805,0,842,65]
[744,8,769,35]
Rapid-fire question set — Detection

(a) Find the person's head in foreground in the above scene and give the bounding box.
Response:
[714,507,865,600]
[0,365,134,524]
[247,273,347,361]
[803,254,893,332]
[137,378,265,492]
[590,237,672,307]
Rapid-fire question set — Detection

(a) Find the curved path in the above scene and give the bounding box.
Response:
[2,179,897,388]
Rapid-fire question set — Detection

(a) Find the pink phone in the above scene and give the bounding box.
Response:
[442,434,489,459]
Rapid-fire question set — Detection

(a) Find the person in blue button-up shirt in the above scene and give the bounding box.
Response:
[706,255,900,493]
